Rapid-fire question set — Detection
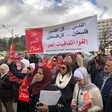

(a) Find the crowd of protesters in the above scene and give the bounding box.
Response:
[0,49,111,112]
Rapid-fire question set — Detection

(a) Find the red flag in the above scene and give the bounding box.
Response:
[9,44,15,60]
[25,29,43,54]
[46,58,52,71]
[18,78,29,102]
[42,57,47,66]
[57,58,62,70]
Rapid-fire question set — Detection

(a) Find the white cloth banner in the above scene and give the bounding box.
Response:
[25,15,98,54]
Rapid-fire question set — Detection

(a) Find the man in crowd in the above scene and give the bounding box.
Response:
[94,57,112,112]
[87,49,107,83]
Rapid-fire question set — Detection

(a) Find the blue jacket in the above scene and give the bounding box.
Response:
[94,71,112,110]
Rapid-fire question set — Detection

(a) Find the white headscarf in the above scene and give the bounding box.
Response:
[0,64,9,77]
[20,59,30,70]
[74,70,84,79]
[29,63,35,69]
[74,67,96,91]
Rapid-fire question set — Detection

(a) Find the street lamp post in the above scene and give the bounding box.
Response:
[2,25,15,60]
[2,25,13,43]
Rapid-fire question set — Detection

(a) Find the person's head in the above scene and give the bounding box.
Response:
[20,59,30,70]
[0,64,9,75]
[31,66,52,95]
[28,54,35,58]
[74,67,90,86]
[52,56,58,66]
[35,66,52,82]
[60,62,71,75]
[66,54,77,66]
[104,57,112,74]
[4,53,9,61]
[97,48,105,56]
[95,56,107,70]
[27,63,39,74]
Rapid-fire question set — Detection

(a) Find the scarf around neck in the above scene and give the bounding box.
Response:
[55,72,72,89]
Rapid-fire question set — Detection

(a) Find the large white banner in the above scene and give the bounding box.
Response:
[25,15,98,54]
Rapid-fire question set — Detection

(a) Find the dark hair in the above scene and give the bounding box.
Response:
[52,56,58,61]
[97,57,106,68]
[99,47,105,53]
[61,62,71,75]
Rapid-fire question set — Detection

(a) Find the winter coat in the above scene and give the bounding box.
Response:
[105,94,112,112]
[29,83,68,112]
[52,74,76,112]
[94,71,112,111]
[0,75,13,102]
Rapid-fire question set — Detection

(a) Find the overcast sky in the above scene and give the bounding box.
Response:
[0,0,112,38]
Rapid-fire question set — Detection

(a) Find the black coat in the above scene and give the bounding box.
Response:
[29,83,69,112]
[106,94,112,112]
[52,75,76,112]
[0,75,13,102]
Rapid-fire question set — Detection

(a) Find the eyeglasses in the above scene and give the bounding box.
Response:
[60,66,66,70]
[27,67,31,70]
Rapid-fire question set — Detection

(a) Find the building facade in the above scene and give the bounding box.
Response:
[98,18,112,53]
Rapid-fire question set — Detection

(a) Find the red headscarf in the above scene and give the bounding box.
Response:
[31,66,52,95]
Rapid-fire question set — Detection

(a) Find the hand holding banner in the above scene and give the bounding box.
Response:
[9,43,15,60]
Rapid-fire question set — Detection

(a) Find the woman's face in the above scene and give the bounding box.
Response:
[75,77,84,86]
[36,68,44,82]
[67,56,72,64]
[60,64,67,74]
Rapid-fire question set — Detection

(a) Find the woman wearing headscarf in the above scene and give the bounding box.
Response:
[0,64,14,112]
[52,62,76,112]
[71,67,103,112]
[10,58,30,103]
[20,58,30,73]
[29,66,68,112]
[7,59,39,112]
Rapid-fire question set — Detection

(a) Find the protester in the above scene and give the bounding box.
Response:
[52,56,60,79]
[7,59,39,112]
[28,54,39,64]
[74,52,84,67]
[8,59,30,102]
[105,91,112,112]
[66,53,79,74]
[20,58,30,73]
[29,66,68,112]
[94,57,112,112]
[53,62,76,112]
[0,64,14,112]
[87,50,108,83]
[71,67,103,112]
[3,53,10,63]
